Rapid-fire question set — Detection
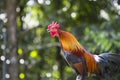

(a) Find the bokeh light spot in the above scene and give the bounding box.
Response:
[19,59,25,64]
[30,50,38,58]
[19,73,25,79]
[18,48,23,55]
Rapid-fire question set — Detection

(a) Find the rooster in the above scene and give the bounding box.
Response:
[47,22,120,80]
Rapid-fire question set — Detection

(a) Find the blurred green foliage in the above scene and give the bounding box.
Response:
[0,0,120,80]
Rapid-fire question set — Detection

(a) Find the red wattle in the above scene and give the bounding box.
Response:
[50,31,57,37]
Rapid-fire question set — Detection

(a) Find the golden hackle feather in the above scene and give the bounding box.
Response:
[58,29,99,76]
[58,30,84,57]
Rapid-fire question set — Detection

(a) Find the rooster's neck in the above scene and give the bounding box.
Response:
[58,29,85,57]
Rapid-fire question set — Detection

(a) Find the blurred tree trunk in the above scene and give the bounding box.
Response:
[6,0,18,80]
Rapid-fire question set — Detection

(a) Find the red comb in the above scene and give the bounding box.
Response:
[48,22,60,29]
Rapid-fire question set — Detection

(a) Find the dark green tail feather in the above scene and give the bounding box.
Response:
[95,53,120,79]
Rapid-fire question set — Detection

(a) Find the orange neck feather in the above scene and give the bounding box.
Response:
[58,29,84,57]
[57,29,99,75]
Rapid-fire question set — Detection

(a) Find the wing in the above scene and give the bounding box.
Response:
[62,50,87,77]
[94,53,120,78]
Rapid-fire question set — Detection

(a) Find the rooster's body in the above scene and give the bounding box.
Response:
[47,23,120,80]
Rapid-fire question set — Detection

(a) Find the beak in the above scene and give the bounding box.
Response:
[47,29,50,32]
